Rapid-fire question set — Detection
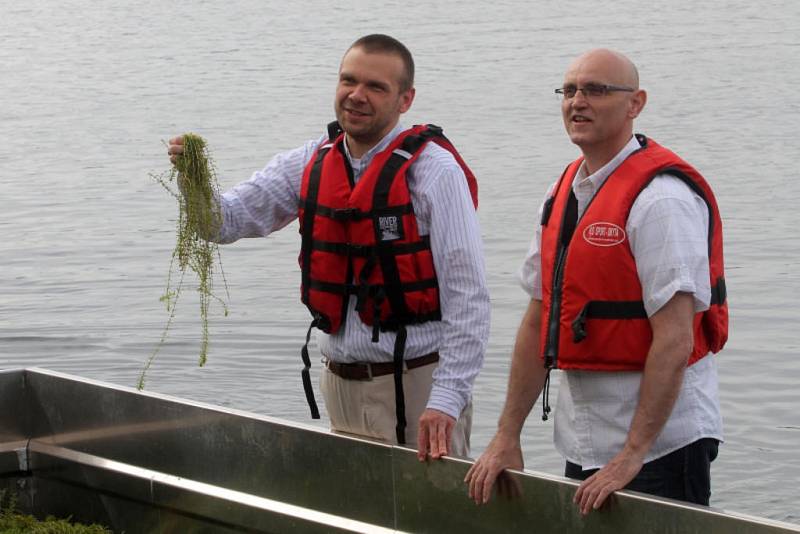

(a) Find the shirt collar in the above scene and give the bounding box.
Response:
[343,122,404,171]
[574,135,642,190]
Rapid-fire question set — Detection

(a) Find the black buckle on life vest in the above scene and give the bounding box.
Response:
[571,304,589,343]
[331,207,359,221]
[327,121,343,141]
[401,128,437,155]
[571,301,649,343]
[424,123,443,137]
[347,243,370,257]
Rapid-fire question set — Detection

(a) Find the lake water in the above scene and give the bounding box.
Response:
[1,0,798,525]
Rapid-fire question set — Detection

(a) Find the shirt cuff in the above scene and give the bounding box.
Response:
[645,265,707,316]
[426,384,467,420]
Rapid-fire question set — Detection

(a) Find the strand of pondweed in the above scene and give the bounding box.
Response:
[139,134,229,389]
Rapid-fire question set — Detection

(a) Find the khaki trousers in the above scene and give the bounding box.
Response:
[320,362,472,458]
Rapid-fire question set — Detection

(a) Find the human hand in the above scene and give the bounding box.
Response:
[416,408,455,461]
[167,136,184,165]
[464,432,524,505]
[573,449,644,515]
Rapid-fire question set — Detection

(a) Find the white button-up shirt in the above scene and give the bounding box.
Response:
[215,123,490,419]
[519,135,723,469]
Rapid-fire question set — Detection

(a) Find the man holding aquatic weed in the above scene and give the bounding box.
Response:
[167,34,488,460]
[465,49,728,513]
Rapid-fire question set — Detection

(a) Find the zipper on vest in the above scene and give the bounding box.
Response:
[541,189,578,421]
[541,237,566,422]
[544,192,578,369]
[544,189,579,369]
[540,246,566,422]
[544,244,567,370]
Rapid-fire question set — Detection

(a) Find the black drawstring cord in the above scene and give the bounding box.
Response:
[300,317,321,419]
[541,367,553,421]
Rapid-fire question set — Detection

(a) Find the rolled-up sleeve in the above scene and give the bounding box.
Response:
[628,174,711,317]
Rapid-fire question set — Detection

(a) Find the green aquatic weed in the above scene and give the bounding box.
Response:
[0,490,112,533]
[139,134,229,389]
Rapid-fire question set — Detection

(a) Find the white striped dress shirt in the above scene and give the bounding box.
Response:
[216,123,489,419]
[519,135,723,469]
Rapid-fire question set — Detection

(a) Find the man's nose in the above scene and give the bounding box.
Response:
[570,89,589,107]
[349,84,367,101]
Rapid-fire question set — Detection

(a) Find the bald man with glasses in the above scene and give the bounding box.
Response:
[466,49,728,514]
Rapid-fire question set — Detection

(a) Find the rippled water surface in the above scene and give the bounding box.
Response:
[1,0,798,525]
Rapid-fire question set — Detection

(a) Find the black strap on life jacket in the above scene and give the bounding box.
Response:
[374,125,445,443]
[307,277,438,298]
[300,317,321,419]
[366,130,431,444]
[393,326,408,444]
[369,125,442,328]
[301,146,329,308]
[373,168,414,323]
[710,277,726,305]
[299,201,414,222]
[571,301,648,343]
[561,189,579,245]
[541,163,573,227]
[310,235,431,256]
[571,275,727,344]
[298,127,354,419]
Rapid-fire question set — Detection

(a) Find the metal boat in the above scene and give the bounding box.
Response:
[1,368,797,533]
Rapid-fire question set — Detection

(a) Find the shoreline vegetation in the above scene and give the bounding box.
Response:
[138,134,229,390]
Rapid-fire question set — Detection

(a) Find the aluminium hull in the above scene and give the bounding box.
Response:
[0,367,797,534]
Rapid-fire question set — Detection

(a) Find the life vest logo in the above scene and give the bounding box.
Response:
[378,215,403,242]
[583,222,626,246]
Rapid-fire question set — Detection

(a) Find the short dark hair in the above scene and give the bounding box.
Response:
[347,34,415,92]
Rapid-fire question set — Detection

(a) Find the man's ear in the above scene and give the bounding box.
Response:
[399,87,416,113]
[629,89,647,119]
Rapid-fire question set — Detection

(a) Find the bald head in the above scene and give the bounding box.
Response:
[560,48,647,172]
[567,48,639,89]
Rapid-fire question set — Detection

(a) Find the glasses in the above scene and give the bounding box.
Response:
[555,83,635,100]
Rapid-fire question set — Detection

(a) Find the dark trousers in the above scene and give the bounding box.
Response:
[565,438,719,505]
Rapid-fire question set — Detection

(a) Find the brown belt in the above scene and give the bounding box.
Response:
[324,352,439,380]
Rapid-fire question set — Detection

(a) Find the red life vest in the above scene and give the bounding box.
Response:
[298,123,478,338]
[296,123,478,434]
[540,135,728,372]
